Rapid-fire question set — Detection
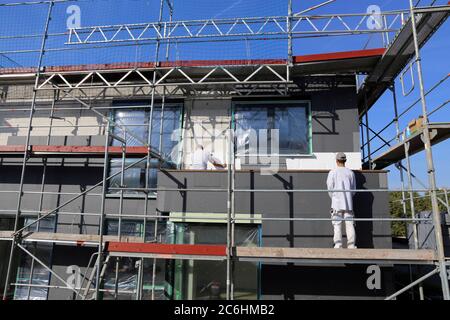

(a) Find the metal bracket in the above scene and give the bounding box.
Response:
[420,129,438,143]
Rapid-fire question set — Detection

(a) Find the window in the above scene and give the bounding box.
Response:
[234,102,311,155]
[166,222,260,300]
[105,219,166,241]
[14,217,55,300]
[109,104,182,196]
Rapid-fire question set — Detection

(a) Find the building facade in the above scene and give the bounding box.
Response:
[0,63,393,300]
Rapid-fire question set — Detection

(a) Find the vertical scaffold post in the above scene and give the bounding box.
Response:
[231,106,236,300]
[26,90,58,300]
[363,93,372,169]
[391,84,420,300]
[404,140,425,300]
[95,121,111,300]
[226,120,234,300]
[2,1,54,300]
[287,0,293,85]
[114,129,127,300]
[408,0,450,300]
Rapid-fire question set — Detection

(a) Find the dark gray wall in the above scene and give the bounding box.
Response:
[310,87,360,153]
[157,169,393,300]
[157,170,390,249]
[0,163,158,234]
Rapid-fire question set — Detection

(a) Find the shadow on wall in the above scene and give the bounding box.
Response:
[0,118,19,137]
[312,110,338,136]
[354,173,374,249]
[273,173,295,248]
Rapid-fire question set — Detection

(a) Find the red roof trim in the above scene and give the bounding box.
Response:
[294,48,386,64]
[105,242,227,257]
[0,48,385,75]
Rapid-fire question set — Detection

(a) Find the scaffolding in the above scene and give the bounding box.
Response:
[0,0,448,300]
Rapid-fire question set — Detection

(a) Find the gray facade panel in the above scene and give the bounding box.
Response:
[311,87,360,153]
[157,170,391,249]
[156,170,393,299]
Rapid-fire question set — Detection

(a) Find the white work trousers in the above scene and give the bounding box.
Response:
[331,210,356,248]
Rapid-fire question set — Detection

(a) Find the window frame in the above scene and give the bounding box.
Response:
[106,102,184,199]
[232,100,313,157]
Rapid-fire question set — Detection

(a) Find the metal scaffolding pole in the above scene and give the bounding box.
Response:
[409,0,450,300]
[287,0,293,85]
[0,0,449,302]
[138,0,166,301]
[230,107,236,300]
[385,267,439,301]
[363,93,372,168]
[444,189,449,214]
[226,122,233,300]
[114,129,127,299]
[95,122,111,300]
[114,131,127,300]
[404,140,425,300]
[151,87,166,300]
[391,84,417,299]
[360,119,366,163]
[26,90,58,300]
[2,1,54,300]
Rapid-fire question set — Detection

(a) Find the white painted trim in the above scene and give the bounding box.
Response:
[285,152,362,170]
[235,152,362,170]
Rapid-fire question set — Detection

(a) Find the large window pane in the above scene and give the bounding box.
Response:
[113,110,148,147]
[150,107,182,164]
[162,108,182,164]
[109,104,182,196]
[274,106,309,154]
[110,158,168,196]
[235,102,310,155]
[235,107,268,155]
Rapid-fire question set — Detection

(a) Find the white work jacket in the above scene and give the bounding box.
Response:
[327,167,356,212]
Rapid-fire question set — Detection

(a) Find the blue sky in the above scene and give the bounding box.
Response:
[0,0,448,190]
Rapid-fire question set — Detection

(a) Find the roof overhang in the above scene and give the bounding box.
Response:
[0,48,385,85]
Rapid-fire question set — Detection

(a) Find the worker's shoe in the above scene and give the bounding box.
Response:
[334,244,343,249]
[347,244,357,249]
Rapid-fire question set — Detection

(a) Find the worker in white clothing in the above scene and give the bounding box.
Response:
[327,152,357,249]
[191,145,226,170]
